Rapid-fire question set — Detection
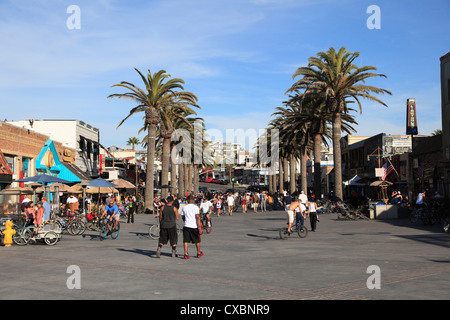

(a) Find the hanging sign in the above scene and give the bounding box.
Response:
[406,98,418,135]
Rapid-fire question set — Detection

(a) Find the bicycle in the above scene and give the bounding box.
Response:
[279,218,308,240]
[85,215,107,232]
[55,211,86,235]
[119,204,130,221]
[337,209,369,220]
[99,218,120,240]
[410,205,430,224]
[198,212,212,235]
[148,216,182,240]
[25,222,62,246]
[443,219,450,233]
[13,226,34,245]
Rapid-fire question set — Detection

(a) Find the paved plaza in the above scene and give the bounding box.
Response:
[1,209,449,301]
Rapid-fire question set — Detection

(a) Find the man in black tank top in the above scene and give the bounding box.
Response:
[156,196,179,258]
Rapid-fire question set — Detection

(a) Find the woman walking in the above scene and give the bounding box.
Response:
[308,198,318,232]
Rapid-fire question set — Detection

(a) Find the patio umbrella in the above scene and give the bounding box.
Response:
[86,178,118,205]
[15,174,72,185]
[87,178,118,188]
[112,179,136,189]
[36,183,76,194]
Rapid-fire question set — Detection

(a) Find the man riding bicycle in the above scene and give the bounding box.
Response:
[199,198,212,227]
[286,197,302,234]
[101,199,119,232]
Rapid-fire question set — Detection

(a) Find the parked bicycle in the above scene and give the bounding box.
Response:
[443,219,449,233]
[119,203,129,221]
[85,214,107,232]
[0,219,33,246]
[337,209,370,221]
[55,212,86,236]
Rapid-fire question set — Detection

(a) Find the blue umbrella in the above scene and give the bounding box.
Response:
[86,178,118,205]
[87,178,118,188]
[15,174,72,184]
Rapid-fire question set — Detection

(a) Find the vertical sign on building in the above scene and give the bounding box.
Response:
[406,98,418,135]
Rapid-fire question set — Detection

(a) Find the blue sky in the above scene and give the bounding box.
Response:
[0,0,449,150]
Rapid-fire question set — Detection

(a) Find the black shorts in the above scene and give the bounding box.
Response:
[183,227,200,244]
[159,226,178,246]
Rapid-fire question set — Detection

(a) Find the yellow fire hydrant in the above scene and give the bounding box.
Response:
[2,221,16,247]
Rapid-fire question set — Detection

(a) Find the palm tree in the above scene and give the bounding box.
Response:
[284,94,358,198]
[126,137,140,150]
[287,47,392,200]
[156,101,200,199]
[109,68,198,213]
[271,103,308,194]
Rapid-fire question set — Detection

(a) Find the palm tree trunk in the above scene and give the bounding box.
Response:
[300,147,307,194]
[145,123,156,213]
[278,158,284,193]
[178,157,184,198]
[161,136,171,199]
[193,165,199,194]
[290,154,296,194]
[184,163,189,195]
[313,133,322,199]
[268,169,273,193]
[283,157,289,193]
[332,112,343,201]
[170,145,177,196]
[188,163,194,194]
[273,172,277,193]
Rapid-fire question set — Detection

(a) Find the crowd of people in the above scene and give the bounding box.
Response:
[152,188,320,259]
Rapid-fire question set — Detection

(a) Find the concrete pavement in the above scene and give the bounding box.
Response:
[1,208,449,301]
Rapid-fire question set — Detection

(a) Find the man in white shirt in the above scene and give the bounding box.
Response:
[227,193,235,216]
[299,191,308,205]
[180,195,203,259]
[199,198,212,227]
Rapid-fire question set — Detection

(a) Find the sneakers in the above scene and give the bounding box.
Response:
[183,252,203,259]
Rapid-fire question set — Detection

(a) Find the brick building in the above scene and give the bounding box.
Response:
[0,121,76,190]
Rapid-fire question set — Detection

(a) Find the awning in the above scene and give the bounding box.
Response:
[61,162,92,181]
[0,148,13,183]
[343,175,366,186]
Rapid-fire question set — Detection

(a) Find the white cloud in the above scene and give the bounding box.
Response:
[0,0,265,88]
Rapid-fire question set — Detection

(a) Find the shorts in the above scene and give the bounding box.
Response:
[108,214,120,222]
[183,227,200,244]
[286,209,294,224]
[159,226,178,246]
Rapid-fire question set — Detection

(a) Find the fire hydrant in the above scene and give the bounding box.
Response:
[2,221,16,247]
